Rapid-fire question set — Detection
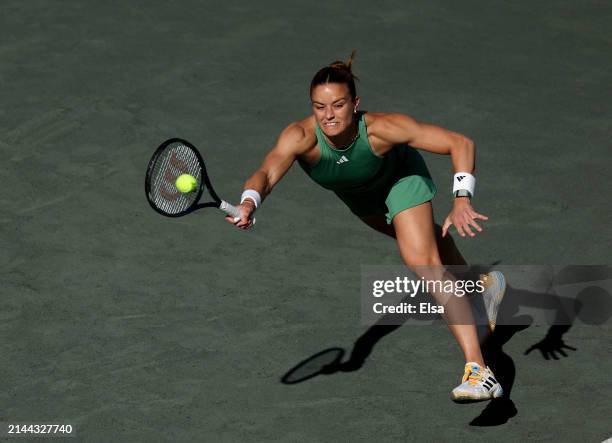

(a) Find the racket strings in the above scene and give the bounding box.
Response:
[149,143,202,215]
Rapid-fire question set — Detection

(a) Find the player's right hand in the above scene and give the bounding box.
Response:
[225,201,256,229]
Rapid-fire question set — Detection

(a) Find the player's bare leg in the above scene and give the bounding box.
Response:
[389,202,485,366]
[359,205,504,401]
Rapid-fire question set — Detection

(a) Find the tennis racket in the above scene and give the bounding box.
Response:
[145,138,246,221]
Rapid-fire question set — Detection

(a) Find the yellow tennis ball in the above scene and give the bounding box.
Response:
[175,174,197,193]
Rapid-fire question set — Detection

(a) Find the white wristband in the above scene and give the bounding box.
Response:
[452,172,476,196]
[241,189,261,208]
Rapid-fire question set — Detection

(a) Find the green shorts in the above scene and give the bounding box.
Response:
[334,146,437,224]
[383,175,437,223]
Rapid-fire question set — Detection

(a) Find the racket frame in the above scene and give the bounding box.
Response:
[145,137,231,218]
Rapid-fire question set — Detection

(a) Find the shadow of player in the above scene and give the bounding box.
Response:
[280,266,612,426]
[470,266,612,426]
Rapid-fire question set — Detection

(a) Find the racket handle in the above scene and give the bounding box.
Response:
[220,200,257,225]
[219,200,241,218]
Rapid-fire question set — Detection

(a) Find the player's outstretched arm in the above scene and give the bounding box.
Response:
[227,123,312,228]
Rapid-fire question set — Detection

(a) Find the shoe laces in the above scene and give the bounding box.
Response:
[462,364,484,386]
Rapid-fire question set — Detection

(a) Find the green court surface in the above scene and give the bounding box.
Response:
[2,1,611,442]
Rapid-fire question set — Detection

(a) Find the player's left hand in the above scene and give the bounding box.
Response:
[442,198,488,238]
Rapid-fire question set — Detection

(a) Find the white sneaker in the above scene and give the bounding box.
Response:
[451,362,503,402]
[480,271,506,331]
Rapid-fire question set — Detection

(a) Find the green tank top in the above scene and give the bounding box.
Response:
[298,112,431,196]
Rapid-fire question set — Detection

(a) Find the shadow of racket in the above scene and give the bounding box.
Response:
[281,348,345,385]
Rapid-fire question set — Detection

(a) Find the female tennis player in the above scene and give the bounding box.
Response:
[227,53,504,402]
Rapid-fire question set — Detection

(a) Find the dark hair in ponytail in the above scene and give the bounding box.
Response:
[310,50,359,100]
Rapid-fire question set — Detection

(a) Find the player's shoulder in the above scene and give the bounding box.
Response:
[365,112,416,127]
[365,112,418,137]
[277,117,317,153]
[285,115,317,138]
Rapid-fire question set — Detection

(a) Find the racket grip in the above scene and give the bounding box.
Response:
[220,200,241,218]
[220,200,257,225]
